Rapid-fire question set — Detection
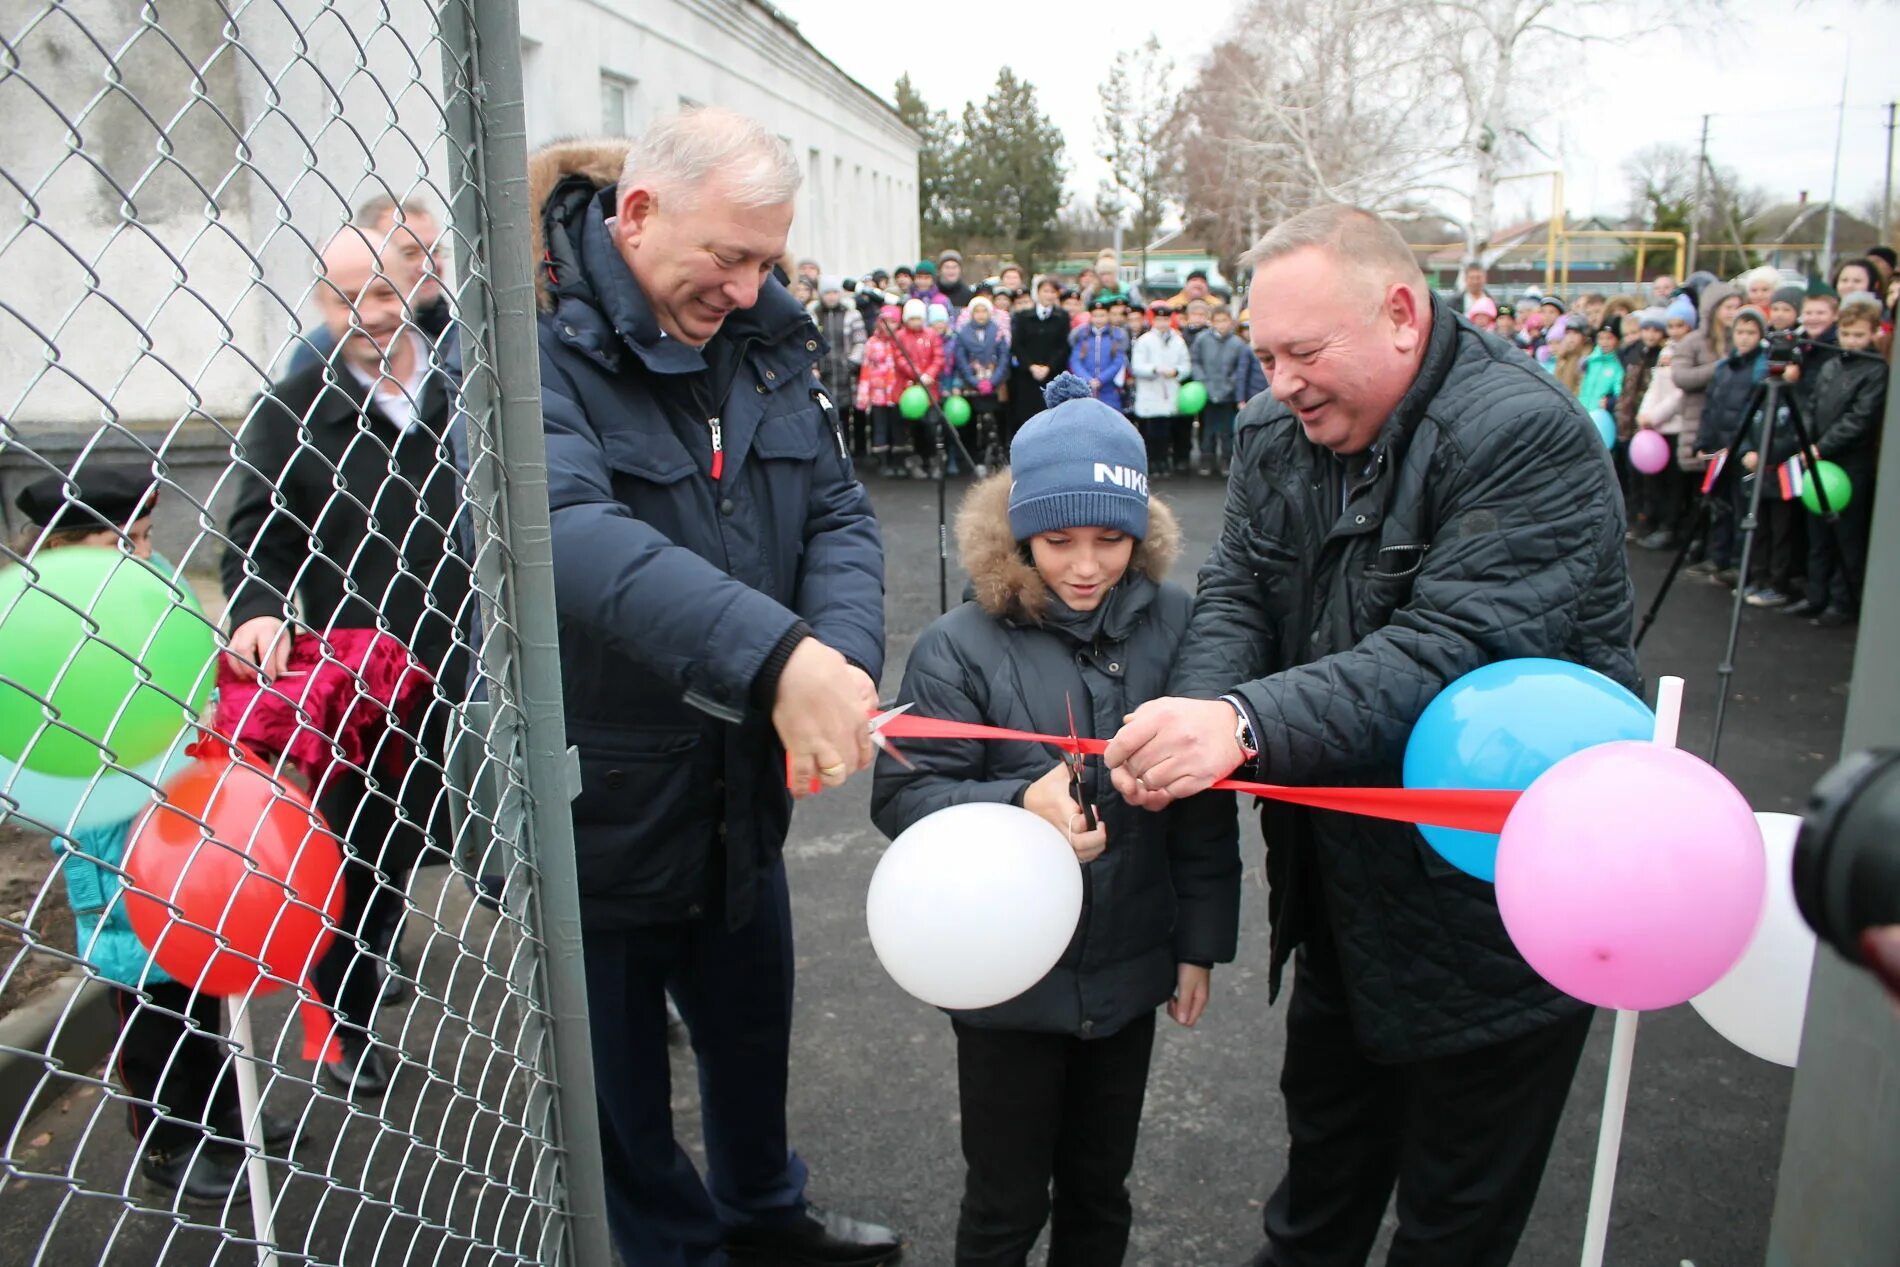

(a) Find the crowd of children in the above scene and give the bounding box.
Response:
[807,243,1895,630]
[1462,255,1894,630]
[802,247,1265,482]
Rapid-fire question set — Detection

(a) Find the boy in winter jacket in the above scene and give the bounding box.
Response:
[871,374,1240,1267]
[1794,301,1885,625]
[1687,307,1769,588]
[1069,300,1129,412]
[1132,303,1193,475]
[1190,305,1249,476]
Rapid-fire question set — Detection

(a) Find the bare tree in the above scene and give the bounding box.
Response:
[1174,0,1719,270]
[1172,0,1458,266]
[1096,36,1179,278]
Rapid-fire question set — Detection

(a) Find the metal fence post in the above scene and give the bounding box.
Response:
[438,5,615,1266]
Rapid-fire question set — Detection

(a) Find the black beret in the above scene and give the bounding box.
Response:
[15,461,158,533]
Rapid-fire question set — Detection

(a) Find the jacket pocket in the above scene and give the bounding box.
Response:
[1354,543,1426,636]
[568,725,710,898]
[602,429,697,484]
[751,411,824,461]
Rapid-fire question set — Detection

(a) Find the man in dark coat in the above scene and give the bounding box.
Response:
[223,225,471,1096]
[529,113,897,1267]
[1104,205,1638,1267]
[1008,276,1075,443]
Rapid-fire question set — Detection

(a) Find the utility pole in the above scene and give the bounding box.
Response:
[1822,44,1850,274]
[1883,101,1896,244]
[1686,114,1709,276]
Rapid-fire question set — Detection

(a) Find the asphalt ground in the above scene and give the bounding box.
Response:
[1,462,1857,1267]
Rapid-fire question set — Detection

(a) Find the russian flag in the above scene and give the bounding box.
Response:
[1700,449,1728,495]
[1778,458,1807,501]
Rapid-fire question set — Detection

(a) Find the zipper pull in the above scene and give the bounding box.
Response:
[708,416,724,481]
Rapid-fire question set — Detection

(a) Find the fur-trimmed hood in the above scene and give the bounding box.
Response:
[528,137,630,313]
[955,471,1180,625]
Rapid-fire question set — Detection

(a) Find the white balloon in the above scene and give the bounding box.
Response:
[1689,812,1816,1066]
[867,801,1082,1011]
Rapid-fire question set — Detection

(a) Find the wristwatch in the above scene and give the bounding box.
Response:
[1219,694,1258,762]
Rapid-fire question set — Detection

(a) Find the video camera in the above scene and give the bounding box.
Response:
[1795,749,1900,999]
[1764,328,1806,373]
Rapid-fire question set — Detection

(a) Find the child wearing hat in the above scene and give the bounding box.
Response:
[893,298,948,477]
[871,373,1239,1267]
[857,303,906,477]
[11,462,271,1203]
[1069,300,1129,413]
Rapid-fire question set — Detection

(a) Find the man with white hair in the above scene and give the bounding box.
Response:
[529,111,895,1266]
[1103,205,1638,1265]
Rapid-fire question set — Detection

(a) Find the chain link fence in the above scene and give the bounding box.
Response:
[0,1,608,1262]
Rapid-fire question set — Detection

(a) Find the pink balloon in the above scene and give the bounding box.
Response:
[1495,741,1765,1010]
[1629,429,1671,475]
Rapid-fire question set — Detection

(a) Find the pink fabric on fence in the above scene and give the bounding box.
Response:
[214,628,433,789]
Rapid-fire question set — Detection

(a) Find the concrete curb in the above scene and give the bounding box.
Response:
[0,970,119,1135]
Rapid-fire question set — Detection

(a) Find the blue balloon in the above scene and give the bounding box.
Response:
[0,727,194,832]
[1589,408,1616,449]
[1403,658,1653,880]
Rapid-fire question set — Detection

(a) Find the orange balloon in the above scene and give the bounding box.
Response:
[123,740,344,996]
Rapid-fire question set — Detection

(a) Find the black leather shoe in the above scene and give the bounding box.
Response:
[725,1204,903,1266]
[380,945,414,1007]
[141,1140,248,1206]
[215,1109,299,1152]
[319,1032,391,1098]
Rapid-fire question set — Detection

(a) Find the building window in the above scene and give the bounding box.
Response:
[600,73,635,135]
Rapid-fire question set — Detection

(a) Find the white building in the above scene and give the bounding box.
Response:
[0,0,916,550]
[518,0,920,276]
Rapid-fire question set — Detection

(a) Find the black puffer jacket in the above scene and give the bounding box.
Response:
[1171,299,1638,1063]
[871,475,1241,1038]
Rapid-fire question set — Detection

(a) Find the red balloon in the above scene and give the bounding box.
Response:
[123,740,344,996]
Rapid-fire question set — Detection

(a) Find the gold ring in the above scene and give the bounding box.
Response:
[820,763,846,777]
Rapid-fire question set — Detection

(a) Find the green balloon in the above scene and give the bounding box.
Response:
[942,395,972,428]
[899,385,931,420]
[1799,460,1852,516]
[1177,380,1209,416]
[0,548,216,776]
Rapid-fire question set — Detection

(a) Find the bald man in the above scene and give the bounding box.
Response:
[222,224,471,1098]
[1105,206,1638,1266]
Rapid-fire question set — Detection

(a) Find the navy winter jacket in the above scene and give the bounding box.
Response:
[1694,349,1768,454]
[533,148,885,931]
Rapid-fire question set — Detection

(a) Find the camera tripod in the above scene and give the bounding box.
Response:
[873,311,983,614]
[1632,368,1854,764]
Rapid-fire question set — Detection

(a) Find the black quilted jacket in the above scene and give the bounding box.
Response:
[1170,298,1639,1062]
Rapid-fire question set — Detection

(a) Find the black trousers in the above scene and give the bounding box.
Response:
[1805,473,1872,614]
[952,1012,1157,1267]
[310,691,454,1034]
[114,980,237,1155]
[585,858,807,1267]
[1261,929,1592,1267]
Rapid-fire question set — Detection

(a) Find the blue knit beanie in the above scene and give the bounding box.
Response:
[1007,373,1149,541]
[1665,294,1698,327]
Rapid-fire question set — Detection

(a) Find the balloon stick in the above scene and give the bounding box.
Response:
[227,997,280,1267]
[1579,674,1682,1267]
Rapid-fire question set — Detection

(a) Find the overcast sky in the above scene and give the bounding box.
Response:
[774,0,1899,230]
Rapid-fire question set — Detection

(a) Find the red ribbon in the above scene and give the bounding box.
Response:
[869,710,1520,834]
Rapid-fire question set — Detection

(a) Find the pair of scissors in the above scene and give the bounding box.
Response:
[869,701,913,768]
[785,702,914,794]
[1064,694,1098,831]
